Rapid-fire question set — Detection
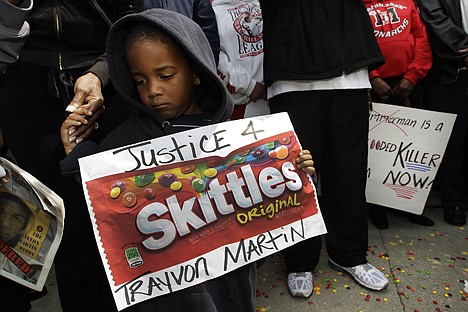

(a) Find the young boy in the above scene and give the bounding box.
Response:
[60,9,314,311]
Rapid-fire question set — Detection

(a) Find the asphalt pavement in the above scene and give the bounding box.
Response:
[31,190,467,312]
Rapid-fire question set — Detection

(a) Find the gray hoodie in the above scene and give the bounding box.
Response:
[0,0,32,72]
[101,8,233,151]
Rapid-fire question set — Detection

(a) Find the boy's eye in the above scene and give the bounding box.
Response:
[134,77,147,85]
[160,74,174,80]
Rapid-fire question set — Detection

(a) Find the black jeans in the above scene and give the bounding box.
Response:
[269,89,369,271]
[424,72,468,209]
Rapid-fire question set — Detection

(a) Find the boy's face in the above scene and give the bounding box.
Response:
[0,200,27,242]
[127,40,202,119]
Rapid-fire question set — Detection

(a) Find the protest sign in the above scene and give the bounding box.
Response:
[0,157,64,291]
[79,112,326,310]
[366,103,456,214]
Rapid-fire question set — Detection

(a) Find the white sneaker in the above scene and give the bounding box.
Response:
[328,258,388,291]
[287,272,313,297]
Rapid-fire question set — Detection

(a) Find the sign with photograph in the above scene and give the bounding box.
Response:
[0,158,64,291]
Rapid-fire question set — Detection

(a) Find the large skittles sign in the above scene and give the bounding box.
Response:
[80,113,326,310]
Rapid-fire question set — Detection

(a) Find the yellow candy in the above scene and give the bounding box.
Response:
[204,168,218,178]
[110,187,121,199]
[170,181,183,191]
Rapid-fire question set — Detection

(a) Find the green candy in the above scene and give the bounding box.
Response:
[192,178,206,192]
[134,173,155,187]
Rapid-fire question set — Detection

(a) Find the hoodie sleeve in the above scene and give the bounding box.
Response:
[0,0,32,72]
[218,49,257,98]
[404,2,432,85]
[416,0,468,67]
[193,0,221,66]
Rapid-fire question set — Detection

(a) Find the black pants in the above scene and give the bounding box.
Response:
[0,63,118,311]
[269,89,369,271]
[424,72,468,209]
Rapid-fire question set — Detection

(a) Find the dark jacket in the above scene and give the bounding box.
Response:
[61,9,253,312]
[144,0,220,65]
[259,0,384,85]
[416,0,468,84]
[18,0,143,83]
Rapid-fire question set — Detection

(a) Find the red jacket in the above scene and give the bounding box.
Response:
[363,0,432,85]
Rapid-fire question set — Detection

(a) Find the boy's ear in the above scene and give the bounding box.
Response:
[193,66,202,85]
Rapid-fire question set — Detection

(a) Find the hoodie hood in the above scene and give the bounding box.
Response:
[106,8,233,130]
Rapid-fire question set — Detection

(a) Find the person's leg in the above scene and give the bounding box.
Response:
[322,89,388,291]
[269,90,326,297]
[0,64,68,197]
[319,89,369,266]
[0,277,32,312]
[425,75,468,226]
[54,180,118,312]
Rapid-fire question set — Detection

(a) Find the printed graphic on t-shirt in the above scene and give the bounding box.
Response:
[366,2,409,38]
[228,3,263,58]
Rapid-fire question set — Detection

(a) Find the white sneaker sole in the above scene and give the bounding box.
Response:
[328,259,389,291]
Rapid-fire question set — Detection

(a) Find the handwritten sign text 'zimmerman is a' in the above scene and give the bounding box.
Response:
[367,103,456,214]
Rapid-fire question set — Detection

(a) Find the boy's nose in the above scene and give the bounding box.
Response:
[148,81,163,98]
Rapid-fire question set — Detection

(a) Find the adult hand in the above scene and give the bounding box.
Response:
[370,77,392,102]
[392,78,414,99]
[66,72,103,113]
[65,72,105,141]
[459,48,468,68]
[248,82,267,102]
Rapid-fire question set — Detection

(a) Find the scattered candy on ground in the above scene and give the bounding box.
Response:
[256,223,467,311]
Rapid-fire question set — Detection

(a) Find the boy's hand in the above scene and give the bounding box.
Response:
[65,102,104,146]
[296,150,315,176]
[249,82,267,102]
[61,104,101,155]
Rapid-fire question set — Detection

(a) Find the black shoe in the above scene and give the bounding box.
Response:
[444,206,466,226]
[408,214,435,226]
[369,209,389,229]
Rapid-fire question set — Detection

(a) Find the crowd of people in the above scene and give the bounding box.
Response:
[0,0,467,311]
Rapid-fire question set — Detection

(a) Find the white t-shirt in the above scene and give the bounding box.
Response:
[267,68,371,100]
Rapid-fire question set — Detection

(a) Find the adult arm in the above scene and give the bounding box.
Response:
[393,2,433,98]
[193,0,220,65]
[64,0,143,147]
[0,0,33,72]
[218,50,260,101]
[416,0,468,65]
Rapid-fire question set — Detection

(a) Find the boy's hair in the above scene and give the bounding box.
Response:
[126,22,183,60]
